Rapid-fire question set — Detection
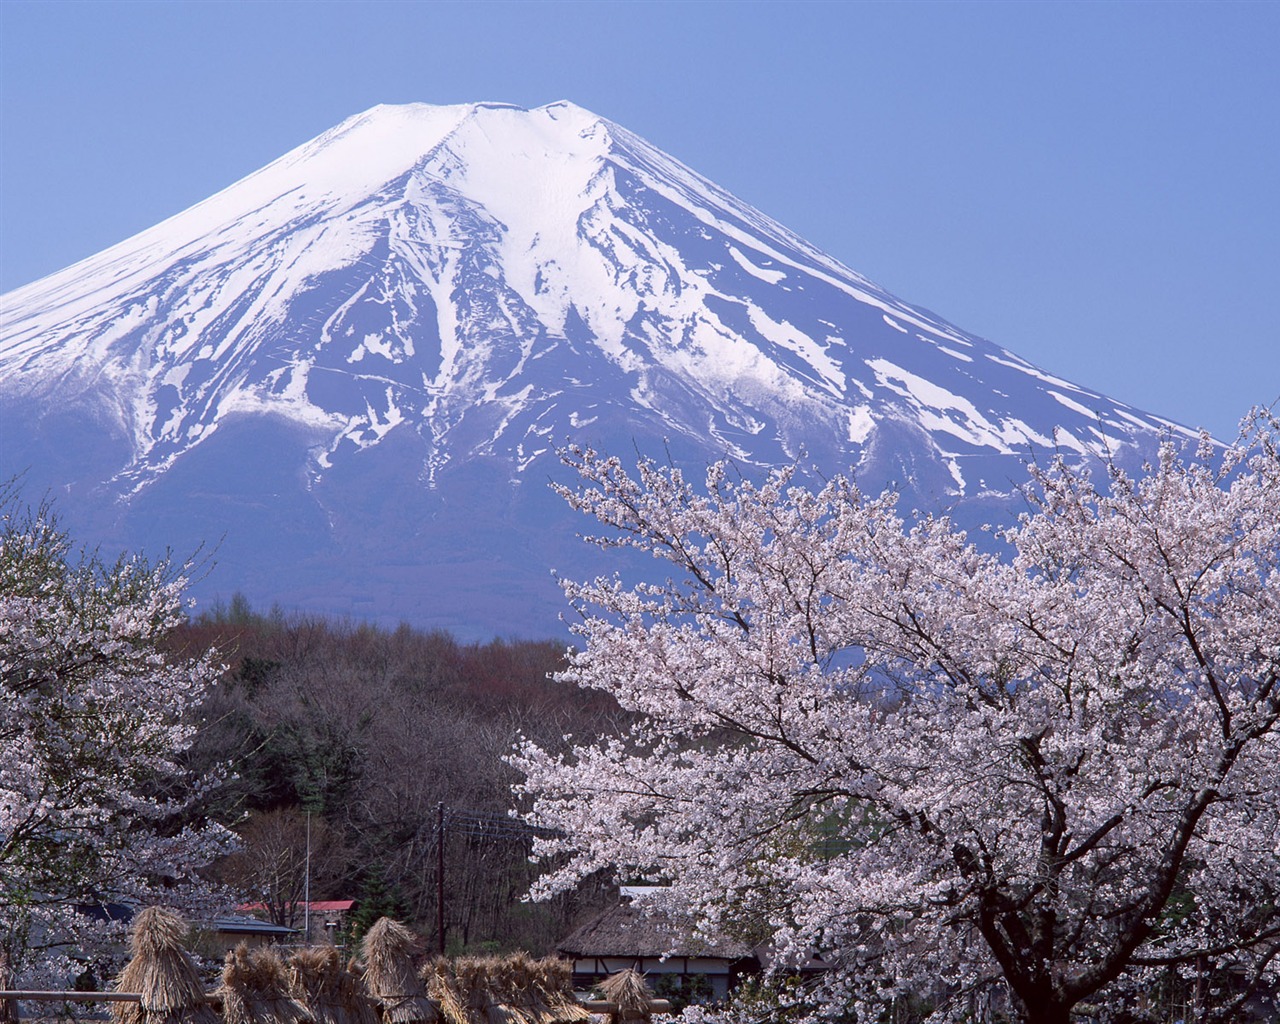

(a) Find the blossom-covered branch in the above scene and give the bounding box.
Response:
[514,413,1280,1024]
[0,489,234,982]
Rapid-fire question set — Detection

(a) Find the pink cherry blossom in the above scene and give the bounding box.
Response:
[513,411,1280,1024]
[0,492,233,983]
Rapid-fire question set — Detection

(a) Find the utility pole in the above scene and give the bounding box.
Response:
[436,802,446,955]
[304,810,312,944]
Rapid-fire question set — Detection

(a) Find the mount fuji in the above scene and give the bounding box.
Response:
[0,101,1193,637]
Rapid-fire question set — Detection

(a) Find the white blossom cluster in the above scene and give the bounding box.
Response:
[513,412,1280,1023]
[0,493,234,981]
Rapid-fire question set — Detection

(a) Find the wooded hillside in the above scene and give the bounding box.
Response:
[172,598,620,954]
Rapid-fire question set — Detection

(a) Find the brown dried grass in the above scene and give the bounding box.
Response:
[441,955,589,1024]
[217,943,313,1024]
[529,957,590,1024]
[597,971,650,1024]
[359,919,438,1024]
[287,946,380,1024]
[421,959,467,1024]
[112,907,218,1024]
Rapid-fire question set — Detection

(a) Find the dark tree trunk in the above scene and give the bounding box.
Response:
[1017,998,1073,1024]
[0,947,17,1024]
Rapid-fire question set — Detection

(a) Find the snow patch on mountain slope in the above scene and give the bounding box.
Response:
[727,245,787,284]
[866,357,1014,453]
[847,406,876,444]
[1049,389,1098,418]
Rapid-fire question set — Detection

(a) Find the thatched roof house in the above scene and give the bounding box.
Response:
[556,891,758,1002]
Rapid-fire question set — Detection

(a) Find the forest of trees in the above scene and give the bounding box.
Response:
[171,597,622,955]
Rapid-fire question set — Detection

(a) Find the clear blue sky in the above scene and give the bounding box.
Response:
[2,0,1276,440]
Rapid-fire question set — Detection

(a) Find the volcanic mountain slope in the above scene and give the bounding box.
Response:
[0,101,1193,637]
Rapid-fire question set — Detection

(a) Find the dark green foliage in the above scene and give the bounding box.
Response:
[233,656,280,697]
[342,864,411,946]
[271,718,364,815]
[649,973,713,1014]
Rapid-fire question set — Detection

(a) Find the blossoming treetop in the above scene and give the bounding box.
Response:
[514,414,1280,1024]
[0,490,232,980]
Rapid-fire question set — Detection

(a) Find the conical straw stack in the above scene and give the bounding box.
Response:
[360,919,438,1024]
[450,956,498,1024]
[527,958,590,1024]
[288,946,380,1024]
[112,907,217,1024]
[217,943,313,1024]
[421,958,468,1024]
[597,971,651,1024]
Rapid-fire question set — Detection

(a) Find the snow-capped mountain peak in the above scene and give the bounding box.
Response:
[0,102,1191,635]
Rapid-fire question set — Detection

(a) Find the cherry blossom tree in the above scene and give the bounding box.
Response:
[513,414,1280,1024]
[0,490,233,980]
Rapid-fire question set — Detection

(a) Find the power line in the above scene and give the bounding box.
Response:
[439,806,556,841]
[432,803,558,955]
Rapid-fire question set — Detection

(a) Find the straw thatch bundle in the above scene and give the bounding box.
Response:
[444,955,590,1024]
[596,971,651,1024]
[527,958,590,1024]
[494,955,589,1024]
[112,907,218,1024]
[454,956,509,1024]
[218,944,313,1024]
[287,946,380,1024]
[360,919,438,1024]
[421,958,467,1024]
